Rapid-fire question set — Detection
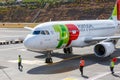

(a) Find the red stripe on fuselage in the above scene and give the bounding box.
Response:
[65,24,80,47]
[117,0,120,20]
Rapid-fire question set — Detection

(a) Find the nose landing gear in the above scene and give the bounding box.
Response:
[45,51,53,63]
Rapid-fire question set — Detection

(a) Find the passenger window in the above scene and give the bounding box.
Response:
[33,31,40,35]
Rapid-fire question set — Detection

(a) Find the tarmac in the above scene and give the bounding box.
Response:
[0,28,120,80]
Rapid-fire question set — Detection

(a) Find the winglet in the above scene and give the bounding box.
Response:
[24,26,33,30]
[110,0,120,20]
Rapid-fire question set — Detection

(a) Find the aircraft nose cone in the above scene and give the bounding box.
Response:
[23,38,30,49]
[23,35,36,50]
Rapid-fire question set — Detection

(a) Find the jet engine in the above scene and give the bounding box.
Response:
[94,42,115,57]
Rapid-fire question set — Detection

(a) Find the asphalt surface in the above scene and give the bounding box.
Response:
[0,28,120,80]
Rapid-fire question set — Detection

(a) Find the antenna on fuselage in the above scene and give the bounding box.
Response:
[50,18,51,22]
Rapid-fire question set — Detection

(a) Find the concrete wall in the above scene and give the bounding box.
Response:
[0,23,39,28]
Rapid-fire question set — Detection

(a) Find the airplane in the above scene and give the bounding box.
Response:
[23,0,120,63]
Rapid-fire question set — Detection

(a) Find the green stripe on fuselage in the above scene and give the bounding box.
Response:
[112,5,117,16]
[53,24,69,48]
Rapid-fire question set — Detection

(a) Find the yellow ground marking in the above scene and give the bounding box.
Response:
[63,77,78,80]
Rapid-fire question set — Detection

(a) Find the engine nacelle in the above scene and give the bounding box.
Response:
[94,42,115,57]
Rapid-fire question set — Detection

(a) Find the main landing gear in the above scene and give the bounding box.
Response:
[63,47,73,54]
[45,51,53,63]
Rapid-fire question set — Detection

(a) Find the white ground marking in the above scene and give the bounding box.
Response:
[0,46,24,51]
[8,60,46,65]
[19,49,27,51]
[87,71,120,80]
[86,72,110,80]
[0,30,29,32]
[116,46,120,48]
[8,59,63,65]
[62,71,120,80]
[116,56,120,59]
[115,56,120,59]
[0,35,25,37]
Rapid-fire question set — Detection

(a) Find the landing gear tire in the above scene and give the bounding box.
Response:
[63,47,73,54]
[45,57,53,63]
[45,51,53,63]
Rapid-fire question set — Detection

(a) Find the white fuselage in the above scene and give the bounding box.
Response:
[23,20,118,51]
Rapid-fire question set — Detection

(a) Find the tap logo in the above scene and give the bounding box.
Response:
[53,24,79,48]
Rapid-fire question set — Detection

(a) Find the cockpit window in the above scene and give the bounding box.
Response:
[33,31,40,35]
[45,30,50,35]
[33,30,50,35]
[41,31,46,35]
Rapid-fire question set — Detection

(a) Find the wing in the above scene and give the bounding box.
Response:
[84,36,120,43]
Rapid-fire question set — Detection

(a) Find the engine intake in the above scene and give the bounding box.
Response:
[94,42,115,57]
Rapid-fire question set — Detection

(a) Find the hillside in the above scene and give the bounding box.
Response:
[0,0,116,23]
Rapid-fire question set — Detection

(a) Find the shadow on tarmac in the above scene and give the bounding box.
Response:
[82,75,89,79]
[112,74,120,78]
[27,48,120,74]
[0,66,7,69]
